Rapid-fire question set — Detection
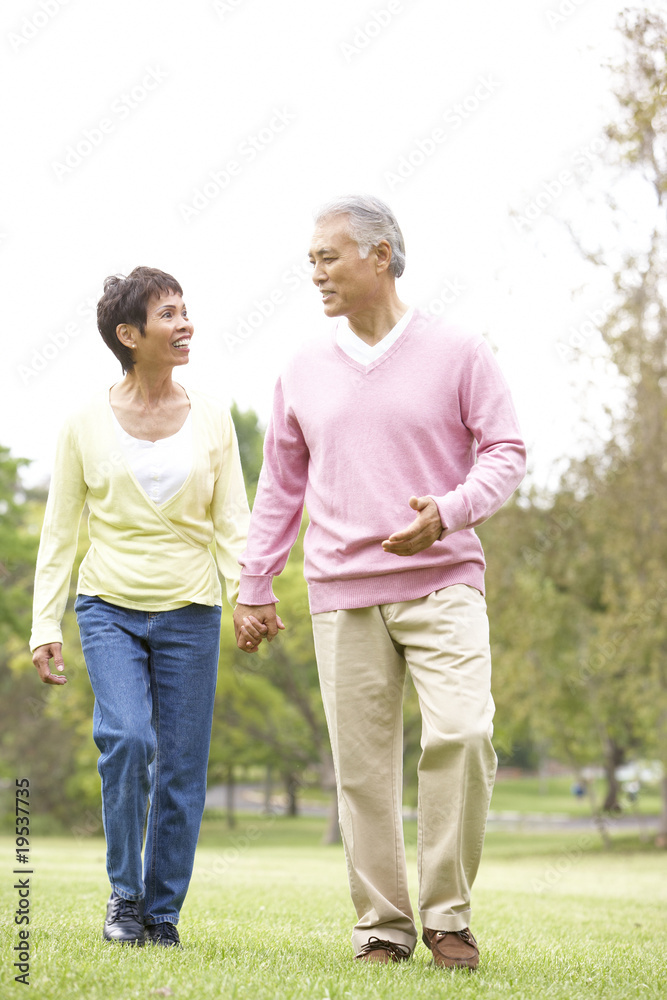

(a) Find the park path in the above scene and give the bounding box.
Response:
[205,783,659,834]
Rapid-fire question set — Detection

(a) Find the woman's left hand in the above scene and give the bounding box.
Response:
[234,604,285,653]
[32,642,68,685]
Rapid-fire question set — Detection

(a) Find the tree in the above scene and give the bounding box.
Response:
[225,519,334,826]
[569,7,667,839]
[0,447,37,637]
[230,403,265,504]
[486,9,667,836]
[210,408,335,833]
[0,448,96,830]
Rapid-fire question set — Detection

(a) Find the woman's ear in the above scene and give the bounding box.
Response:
[116,324,136,349]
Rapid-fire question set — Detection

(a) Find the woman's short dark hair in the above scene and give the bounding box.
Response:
[97,266,184,373]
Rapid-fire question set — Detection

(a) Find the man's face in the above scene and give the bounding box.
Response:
[308,215,380,320]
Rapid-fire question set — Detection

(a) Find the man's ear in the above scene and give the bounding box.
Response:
[374,239,393,274]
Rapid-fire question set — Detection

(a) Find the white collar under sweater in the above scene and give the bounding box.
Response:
[335,307,415,365]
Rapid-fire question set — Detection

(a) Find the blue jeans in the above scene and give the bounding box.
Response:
[75,595,221,926]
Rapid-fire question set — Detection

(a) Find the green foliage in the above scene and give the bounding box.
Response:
[0,447,91,829]
[211,408,329,816]
[212,517,329,807]
[0,445,99,830]
[230,401,265,503]
[572,8,667,823]
[479,8,667,831]
[0,446,38,639]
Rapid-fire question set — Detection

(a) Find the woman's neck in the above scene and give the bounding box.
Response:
[111,368,185,411]
[109,369,190,441]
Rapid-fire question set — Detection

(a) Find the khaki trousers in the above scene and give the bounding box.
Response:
[312,584,497,953]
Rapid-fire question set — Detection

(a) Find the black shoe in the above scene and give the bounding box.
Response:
[145,922,181,948]
[103,892,145,945]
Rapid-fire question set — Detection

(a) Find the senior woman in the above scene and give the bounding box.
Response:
[30,267,250,947]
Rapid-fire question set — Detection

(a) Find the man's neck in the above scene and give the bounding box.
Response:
[346,293,410,347]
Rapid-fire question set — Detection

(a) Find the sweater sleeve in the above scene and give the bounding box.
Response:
[237,376,310,605]
[30,419,87,651]
[209,408,251,607]
[430,340,526,536]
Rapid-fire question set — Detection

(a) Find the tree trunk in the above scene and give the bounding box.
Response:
[285,773,299,816]
[320,752,341,844]
[602,739,625,814]
[656,704,667,847]
[657,773,667,849]
[323,788,341,845]
[225,766,236,829]
[583,774,611,849]
[263,765,274,814]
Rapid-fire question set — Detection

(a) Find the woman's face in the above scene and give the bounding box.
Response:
[130,292,194,370]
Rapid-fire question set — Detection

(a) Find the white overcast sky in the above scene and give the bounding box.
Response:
[2,0,661,491]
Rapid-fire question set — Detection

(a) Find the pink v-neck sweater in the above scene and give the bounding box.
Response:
[239,309,526,613]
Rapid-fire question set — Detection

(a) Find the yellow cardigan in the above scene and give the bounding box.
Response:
[30,388,250,650]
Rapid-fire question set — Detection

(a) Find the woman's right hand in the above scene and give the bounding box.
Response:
[32,643,68,685]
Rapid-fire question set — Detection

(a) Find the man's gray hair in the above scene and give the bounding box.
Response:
[314,195,406,278]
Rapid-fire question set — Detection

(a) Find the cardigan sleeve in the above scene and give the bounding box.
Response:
[209,408,251,607]
[30,419,87,650]
[237,376,310,606]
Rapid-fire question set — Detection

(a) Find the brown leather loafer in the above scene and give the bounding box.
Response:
[355,936,412,963]
[422,927,479,969]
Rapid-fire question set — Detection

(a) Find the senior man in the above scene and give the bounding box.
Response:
[234,195,526,970]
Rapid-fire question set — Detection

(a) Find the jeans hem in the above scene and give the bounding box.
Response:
[111,887,145,902]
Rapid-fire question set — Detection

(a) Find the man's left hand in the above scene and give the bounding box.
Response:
[233,603,285,653]
[382,496,443,556]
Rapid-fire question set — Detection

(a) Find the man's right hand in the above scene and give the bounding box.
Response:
[32,643,68,685]
[233,603,285,654]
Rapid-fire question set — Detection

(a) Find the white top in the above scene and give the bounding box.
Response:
[111,409,193,506]
[336,307,415,365]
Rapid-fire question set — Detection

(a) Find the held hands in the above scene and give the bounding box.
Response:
[382,495,443,556]
[232,498,441,651]
[233,603,285,654]
[32,643,68,685]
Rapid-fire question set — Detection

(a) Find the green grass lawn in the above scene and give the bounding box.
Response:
[2,817,666,1000]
